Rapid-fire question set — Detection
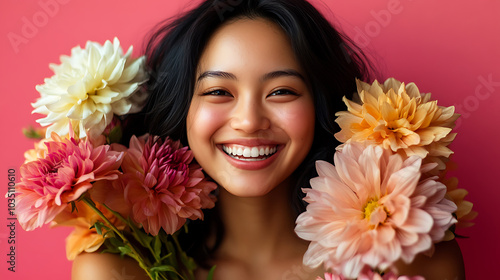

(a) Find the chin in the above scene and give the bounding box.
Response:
[222,185,272,198]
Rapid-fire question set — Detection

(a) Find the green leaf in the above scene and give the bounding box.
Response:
[149,271,159,280]
[128,218,154,248]
[107,124,123,144]
[108,236,125,248]
[165,241,178,266]
[22,125,45,139]
[101,248,121,255]
[153,235,162,260]
[179,250,197,271]
[118,245,132,256]
[150,265,179,273]
[206,266,216,280]
[158,252,172,262]
[90,221,109,236]
[70,201,78,213]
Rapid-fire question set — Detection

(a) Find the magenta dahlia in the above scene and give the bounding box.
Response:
[120,135,217,235]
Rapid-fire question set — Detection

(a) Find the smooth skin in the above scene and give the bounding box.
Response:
[187,18,317,280]
[72,18,465,280]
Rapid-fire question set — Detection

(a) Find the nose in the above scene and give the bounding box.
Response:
[230,98,270,133]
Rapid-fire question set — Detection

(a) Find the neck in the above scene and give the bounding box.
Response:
[213,180,308,264]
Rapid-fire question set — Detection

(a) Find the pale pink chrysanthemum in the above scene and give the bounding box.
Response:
[295,142,456,278]
[318,268,424,280]
[16,132,123,231]
[120,135,217,235]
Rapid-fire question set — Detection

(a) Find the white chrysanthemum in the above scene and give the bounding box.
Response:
[32,37,147,139]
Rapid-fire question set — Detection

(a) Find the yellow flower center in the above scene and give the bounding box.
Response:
[363,199,388,228]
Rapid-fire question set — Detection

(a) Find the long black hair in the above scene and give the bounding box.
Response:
[133,0,374,267]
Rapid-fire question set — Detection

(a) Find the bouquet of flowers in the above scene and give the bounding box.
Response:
[15,37,476,280]
[295,78,477,279]
[15,38,217,280]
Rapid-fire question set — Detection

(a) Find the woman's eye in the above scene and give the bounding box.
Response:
[268,89,299,97]
[202,89,232,96]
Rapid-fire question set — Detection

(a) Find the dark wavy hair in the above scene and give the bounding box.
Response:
[129,0,374,267]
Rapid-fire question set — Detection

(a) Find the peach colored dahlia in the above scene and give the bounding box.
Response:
[439,176,477,241]
[23,138,50,163]
[295,142,456,278]
[334,78,459,171]
[51,201,126,260]
[120,135,217,235]
[16,132,123,231]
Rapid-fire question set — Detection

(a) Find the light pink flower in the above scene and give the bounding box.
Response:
[317,272,341,280]
[357,267,425,280]
[120,135,217,235]
[16,132,123,231]
[295,142,456,278]
[318,269,424,280]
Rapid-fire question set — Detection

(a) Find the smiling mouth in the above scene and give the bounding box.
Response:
[222,145,278,161]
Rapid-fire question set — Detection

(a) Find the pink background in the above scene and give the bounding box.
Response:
[1,0,498,279]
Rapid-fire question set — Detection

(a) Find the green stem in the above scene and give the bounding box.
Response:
[100,201,180,280]
[82,197,155,280]
[172,234,194,280]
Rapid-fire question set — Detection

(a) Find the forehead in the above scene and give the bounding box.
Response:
[197,18,302,73]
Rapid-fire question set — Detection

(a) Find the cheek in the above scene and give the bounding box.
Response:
[275,102,315,145]
[186,103,226,152]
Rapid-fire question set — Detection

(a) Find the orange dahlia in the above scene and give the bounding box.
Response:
[335,78,459,171]
[51,201,127,260]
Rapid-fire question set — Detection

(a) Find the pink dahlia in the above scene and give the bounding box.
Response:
[295,142,456,278]
[120,135,217,235]
[357,267,425,280]
[16,132,123,231]
[317,272,343,280]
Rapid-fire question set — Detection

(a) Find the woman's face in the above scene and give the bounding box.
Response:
[186,18,315,197]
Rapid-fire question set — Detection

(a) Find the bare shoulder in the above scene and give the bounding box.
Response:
[72,252,150,280]
[395,239,465,280]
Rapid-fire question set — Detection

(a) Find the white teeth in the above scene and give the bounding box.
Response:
[242,148,250,157]
[222,145,278,159]
[251,147,259,157]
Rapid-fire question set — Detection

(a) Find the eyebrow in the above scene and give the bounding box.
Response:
[197,71,237,81]
[196,69,306,83]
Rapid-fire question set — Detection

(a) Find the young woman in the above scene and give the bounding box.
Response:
[72,1,465,279]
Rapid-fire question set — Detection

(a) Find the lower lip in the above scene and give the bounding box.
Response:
[219,146,280,170]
